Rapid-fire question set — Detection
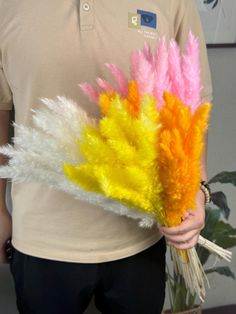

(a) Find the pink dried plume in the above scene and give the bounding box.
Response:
[80,32,202,113]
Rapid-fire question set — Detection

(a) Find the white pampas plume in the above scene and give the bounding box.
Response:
[0,97,93,182]
[0,97,156,228]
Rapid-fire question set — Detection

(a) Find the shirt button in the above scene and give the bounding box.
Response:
[82,2,90,11]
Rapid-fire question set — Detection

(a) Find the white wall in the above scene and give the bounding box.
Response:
[202,47,236,308]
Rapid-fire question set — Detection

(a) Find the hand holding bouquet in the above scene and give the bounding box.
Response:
[0,32,231,300]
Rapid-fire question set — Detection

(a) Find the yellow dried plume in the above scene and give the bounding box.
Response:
[64,89,166,224]
[64,84,211,228]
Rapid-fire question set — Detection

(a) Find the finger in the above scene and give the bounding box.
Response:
[160,219,202,236]
[5,242,12,250]
[6,247,12,254]
[4,239,12,248]
[167,234,199,250]
[182,210,196,219]
[7,254,12,263]
[182,212,190,221]
[4,240,13,262]
[164,229,199,244]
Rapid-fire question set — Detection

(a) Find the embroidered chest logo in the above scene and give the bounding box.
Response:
[128,10,158,40]
[128,10,157,30]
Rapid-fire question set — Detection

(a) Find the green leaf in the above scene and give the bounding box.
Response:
[186,292,197,310]
[196,245,210,266]
[213,236,236,249]
[205,266,235,279]
[204,0,218,6]
[213,221,236,237]
[197,208,235,265]
[200,209,220,240]
[172,279,190,312]
[212,0,219,9]
[210,191,230,219]
[210,220,236,248]
[209,171,236,186]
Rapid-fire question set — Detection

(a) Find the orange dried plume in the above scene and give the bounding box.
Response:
[99,80,140,117]
[158,92,211,227]
[123,80,140,117]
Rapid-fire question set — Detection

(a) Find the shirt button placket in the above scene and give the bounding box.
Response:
[80,0,94,31]
[82,2,90,12]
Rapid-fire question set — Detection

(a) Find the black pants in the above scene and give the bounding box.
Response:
[10,237,166,314]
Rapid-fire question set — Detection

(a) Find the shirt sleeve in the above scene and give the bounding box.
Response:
[0,58,13,110]
[174,0,213,102]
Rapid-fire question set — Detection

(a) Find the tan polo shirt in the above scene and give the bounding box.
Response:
[0,0,213,263]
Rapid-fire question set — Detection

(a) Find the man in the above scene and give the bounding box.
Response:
[0,1,212,313]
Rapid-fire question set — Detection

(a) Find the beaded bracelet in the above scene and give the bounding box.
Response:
[200,180,211,204]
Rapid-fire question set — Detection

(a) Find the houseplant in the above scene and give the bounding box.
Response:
[165,170,236,314]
